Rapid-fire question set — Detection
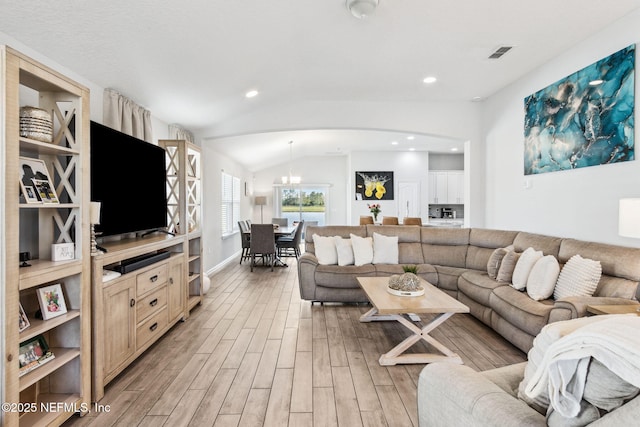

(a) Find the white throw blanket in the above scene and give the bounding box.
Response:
[524,315,640,417]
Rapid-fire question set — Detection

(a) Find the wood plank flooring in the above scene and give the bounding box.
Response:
[64,257,525,427]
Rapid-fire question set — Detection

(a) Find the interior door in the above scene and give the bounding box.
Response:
[398,182,420,219]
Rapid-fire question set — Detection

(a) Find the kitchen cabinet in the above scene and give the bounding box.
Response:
[428,171,464,204]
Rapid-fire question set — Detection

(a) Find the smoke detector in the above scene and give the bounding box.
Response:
[346,0,379,19]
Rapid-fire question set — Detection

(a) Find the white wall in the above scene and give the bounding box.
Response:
[483,9,640,247]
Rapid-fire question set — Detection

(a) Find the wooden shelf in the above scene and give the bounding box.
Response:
[19,259,83,290]
[19,137,79,155]
[188,254,200,263]
[188,295,201,310]
[19,310,80,342]
[19,203,79,209]
[19,347,80,391]
[188,273,201,284]
[18,393,83,425]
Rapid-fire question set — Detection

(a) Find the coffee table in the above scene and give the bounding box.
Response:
[357,276,470,366]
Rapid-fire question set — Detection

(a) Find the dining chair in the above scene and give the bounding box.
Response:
[382,216,399,225]
[277,220,304,259]
[272,217,288,226]
[250,224,276,271]
[237,220,251,264]
[359,216,374,225]
[403,217,422,226]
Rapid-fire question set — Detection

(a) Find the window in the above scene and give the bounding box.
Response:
[276,185,328,227]
[221,172,241,236]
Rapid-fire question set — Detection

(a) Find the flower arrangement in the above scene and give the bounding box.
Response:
[368,203,381,221]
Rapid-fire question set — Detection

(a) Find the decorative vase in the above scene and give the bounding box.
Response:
[373,213,378,222]
[399,272,421,290]
[388,274,402,290]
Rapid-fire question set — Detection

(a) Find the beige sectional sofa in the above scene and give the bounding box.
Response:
[298,225,640,353]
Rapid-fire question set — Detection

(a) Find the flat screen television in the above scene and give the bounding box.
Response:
[90,121,168,237]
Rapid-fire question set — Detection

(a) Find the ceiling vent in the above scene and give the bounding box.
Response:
[488,46,513,59]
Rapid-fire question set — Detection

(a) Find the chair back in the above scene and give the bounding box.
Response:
[292,220,304,244]
[272,217,288,226]
[251,224,276,254]
[403,217,422,226]
[238,220,249,233]
[359,216,374,225]
[238,221,251,248]
[382,216,399,225]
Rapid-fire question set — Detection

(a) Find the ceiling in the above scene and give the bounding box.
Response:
[2,0,640,170]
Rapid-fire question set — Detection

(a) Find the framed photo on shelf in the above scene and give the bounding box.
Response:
[19,334,55,377]
[19,303,30,332]
[19,156,59,204]
[37,283,68,320]
[19,181,41,204]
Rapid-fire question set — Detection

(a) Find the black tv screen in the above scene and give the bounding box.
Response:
[90,121,167,237]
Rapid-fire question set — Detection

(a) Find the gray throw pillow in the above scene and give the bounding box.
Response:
[487,247,509,279]
[497,250,521,283]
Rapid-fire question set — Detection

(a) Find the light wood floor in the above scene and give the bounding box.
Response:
[64,257,525,427]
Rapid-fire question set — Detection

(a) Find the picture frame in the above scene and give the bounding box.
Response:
[19,303,31,332]
[19,156,59,204]
[355,171,395,200]
[36,283,68,320]
[51,243,75,261]
[19,334,55,376]
[19,182,41,204]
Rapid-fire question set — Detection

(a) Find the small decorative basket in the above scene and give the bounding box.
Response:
[20,106,53,143]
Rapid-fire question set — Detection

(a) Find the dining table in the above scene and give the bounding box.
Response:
[243,223,298,267]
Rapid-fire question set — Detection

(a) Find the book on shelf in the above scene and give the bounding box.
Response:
[18,334,55,377]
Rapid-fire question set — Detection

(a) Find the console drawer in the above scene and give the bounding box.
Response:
[136,264,168,296]
[136,306,168,349]
[137,285,167,322]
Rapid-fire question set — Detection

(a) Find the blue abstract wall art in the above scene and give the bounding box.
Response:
[524,45,635,175]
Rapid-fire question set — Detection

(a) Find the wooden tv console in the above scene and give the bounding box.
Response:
[91,234,191,401]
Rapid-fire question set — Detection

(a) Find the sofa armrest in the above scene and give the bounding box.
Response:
[418,363,546,427]
[297,253,319,301]
[551,296,638,320]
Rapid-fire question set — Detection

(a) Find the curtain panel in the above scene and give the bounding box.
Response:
[168,124,195,143]
[103,88,153,142]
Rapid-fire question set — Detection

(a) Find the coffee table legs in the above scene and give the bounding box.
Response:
[359,308,463,366]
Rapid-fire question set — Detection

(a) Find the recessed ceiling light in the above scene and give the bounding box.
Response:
[406,135,415,140]
[471,96,484,102]
[451,147,459,152]
[245,90,259,98]
[589,79,604,86]
[409,147,416,151]
[423,76,437,84]
[391,141,399,145]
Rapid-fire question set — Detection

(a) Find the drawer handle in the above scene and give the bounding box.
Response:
[169,277,174,284]
[150,275,158,282]
[150,322,158,332]
[150,298,158,307]
[130,299,136,307]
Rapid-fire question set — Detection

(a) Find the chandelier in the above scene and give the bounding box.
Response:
[281,141,301,185]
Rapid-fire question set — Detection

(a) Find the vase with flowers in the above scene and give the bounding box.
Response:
[368,203,381,222]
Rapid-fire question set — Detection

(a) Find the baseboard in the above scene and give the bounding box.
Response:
[206,250,241,276]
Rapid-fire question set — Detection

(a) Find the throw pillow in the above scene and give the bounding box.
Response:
[487,247,509,279]
[312,234,339,265]
[526,255,561,301]
[582,358,639,412]
[372,232,399,264]
[335,238,355,266]
[511,247,543,290]
[553,254,602,300]
[497,250,521,283]
[350,233,374,266]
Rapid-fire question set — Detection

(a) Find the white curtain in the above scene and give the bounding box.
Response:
[103,89,153,142]
[168,124,195,143]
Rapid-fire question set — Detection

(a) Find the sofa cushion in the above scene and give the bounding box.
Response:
[372,232,399,264]
[513,232,563,258]
[497,250,521,283]
[313,234,339,265]
[350,234,373,266]
[314,264,376,288]
[421,227,469,268]
[553,254,601,300]
[491,286,554,337]
[512,247,543,290]
[458,271,508,307]
[305,225,365,254]
[526,255,560,301]
[335,238,354,266]
[434,265,468,292]
[487,247,509,279]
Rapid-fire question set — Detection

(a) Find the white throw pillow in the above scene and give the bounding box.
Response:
[526,255,560,301]
[312,234,339,265]
[553,254,602,300]
[372,232,399,264]
[350,233,374,266]
[511,247,543,290]
[335,238,355,266]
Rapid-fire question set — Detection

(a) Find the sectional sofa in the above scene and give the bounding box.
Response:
[297,225,640,353]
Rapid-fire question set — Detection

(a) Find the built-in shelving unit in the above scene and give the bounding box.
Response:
[159,139,204,313]
[2,45,91,427]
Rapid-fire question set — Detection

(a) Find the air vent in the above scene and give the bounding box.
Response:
[488,46,513,59]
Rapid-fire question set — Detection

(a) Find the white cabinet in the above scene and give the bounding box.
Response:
[428,171,464,204]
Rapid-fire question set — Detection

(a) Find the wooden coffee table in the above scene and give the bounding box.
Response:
[357,276,470,366]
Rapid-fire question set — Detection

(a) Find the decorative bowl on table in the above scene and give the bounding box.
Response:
[387,268,425,297]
